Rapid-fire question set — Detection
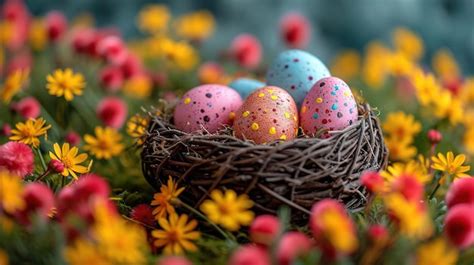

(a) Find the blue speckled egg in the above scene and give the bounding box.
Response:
[228,78,265,99]
[266,49,330,106]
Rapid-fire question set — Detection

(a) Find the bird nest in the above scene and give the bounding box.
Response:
[141,102,388,222]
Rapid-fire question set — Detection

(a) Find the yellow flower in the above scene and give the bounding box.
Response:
[29,19,48,51]
[0,21,13,45]
[0,171,25,214]
[152,213,200,255]
[431,90,463,125]
[432,49,460,82]
[174,10,215,41]
[64,239,111,265]
[362,41,390,88]
[9,117,51,148]
[126,114,148,144]
[151,176,185,220]
[460,77,474,104]
[93,202,148,264]
[387,51,415,77]
[137,4,170,34]
[319,207,358,254]
[166,41,199,71]
[392,27,424,61]
[330,50,361,81]
[123,74,153,99]
[384,193,433,239]
[464,126,474,156]
[200,189,254,231]
[385,137,417,162]
[46,68,85,101]
[381,156,431,184]
[84,127,124,159]
[0,249,8,265]
[431,152,471,181]
[410,68,442,106]
[49,143,90,180]
[416,237,458,265]
[383,111,421,142]
[0,69,29,103]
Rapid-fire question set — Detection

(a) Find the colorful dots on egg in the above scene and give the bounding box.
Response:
[174,84,243,133]
[300,77,358,137]
[233,86,298,144]
[266,49,330,107]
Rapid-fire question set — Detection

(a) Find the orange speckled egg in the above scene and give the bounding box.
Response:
[233,86,298,144]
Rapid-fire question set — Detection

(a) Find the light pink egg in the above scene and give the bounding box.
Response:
[300,77,358,137]
[233,86,298,144]
[174,84,243,133]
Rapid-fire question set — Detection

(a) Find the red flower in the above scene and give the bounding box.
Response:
[1,0,30,50]
[130,204,155,227]
[96,97,128,129]
[71,28,97,54]
[48,159,64,173]
[229,244,270,265]
[360,171,384,193]
[1,124,12,136]
[64,131,81,146]
[250,214,281,246]
[230,34,262,69]
[119,53,143,79]
[427,129,442,144]
[367,224,389,245]
[99,66,124,92]
[45,11,67,42]
[16,182,54,224]
[0,141,34,178]
[444,204,474,249]
[446,177,474,209]
[97,36,128,65]
[157,256,193,265]
[280,12,311,49]
[12,97,41,119]
[277,232,312,265]
[391,174,423,202]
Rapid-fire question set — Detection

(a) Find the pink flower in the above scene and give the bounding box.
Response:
[99,65,124,92]
[1,124,12,136]
[97,36,128,65]
[446,178,474,209]
[250,214,281,246]
[0,141,34,178]
[427,129,442,144]
[119,53,143,79]
[71,28,96,54]
[391,174,423,202]
[277,232,312,265]
[229,244,270,265]
[156,256,193,265]
[12,97,41,119]
[131,204,155,227]
[16,182,55,224]
[64,131,81,146]
[280,12,311,49]
[444,204,474,249]
[360,171,384,194]
[48,159,65,173]
[1,0,30,50]
[96,97,128,129]
[45,11,67,42]
[152,71,168,88]
[230,34,262,69]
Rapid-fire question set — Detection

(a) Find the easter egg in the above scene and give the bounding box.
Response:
[300,77,358,136]
[174,84,243,133]
[233,86,298,144]
[228,78,265,99]
[266,49,330,106]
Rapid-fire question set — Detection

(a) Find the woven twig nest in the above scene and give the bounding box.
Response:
[141,103,388,221]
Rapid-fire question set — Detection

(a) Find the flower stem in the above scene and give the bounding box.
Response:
[35,148,48,172]
[35,168,50,181]
[177,199,235,242]
[429,182,441,199]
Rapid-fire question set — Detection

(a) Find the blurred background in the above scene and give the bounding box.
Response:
[24,0,474,73]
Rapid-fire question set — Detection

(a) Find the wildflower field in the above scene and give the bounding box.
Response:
[0,1,473,265]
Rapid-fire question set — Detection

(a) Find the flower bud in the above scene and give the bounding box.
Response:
[360,171,384,194]
[277,232,312,265]
[427,129,442,144]
[48,159,65,173]
[249,214,281,246]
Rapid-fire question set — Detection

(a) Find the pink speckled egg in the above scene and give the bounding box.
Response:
[300,77,358,137]
[233,86,298,144]
[174,84,243,133]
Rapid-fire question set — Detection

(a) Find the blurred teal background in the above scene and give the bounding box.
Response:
[24,0,474,73]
